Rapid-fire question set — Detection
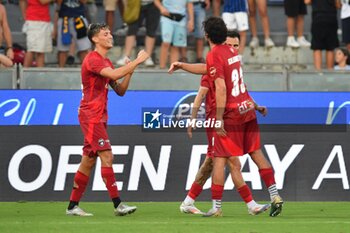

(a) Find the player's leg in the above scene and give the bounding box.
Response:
[226,156,270,215]
[203,156,225,217]
[180,156,213,214]
[203,124,245,217]
[67,122,109,216]
[245,119,283,216]
[98,149,137,216]
[66,155,96,216]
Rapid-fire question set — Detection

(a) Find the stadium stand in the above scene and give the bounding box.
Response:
[0,65,17,89]
[1,1,349,92]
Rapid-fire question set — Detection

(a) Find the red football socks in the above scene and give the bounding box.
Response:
[101,167,119,199]
[211,183,224,200]
[70,171,89,202]
[188,182,203,199]
[238,184,253,203]
[259,168,276,188]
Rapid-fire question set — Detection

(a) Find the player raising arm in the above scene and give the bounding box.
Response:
[66,23,149,217]
[173,25,283,217]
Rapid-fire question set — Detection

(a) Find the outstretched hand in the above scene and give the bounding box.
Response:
[168,61,182,74]
[215,119,226,136]
[256,106,268,116]
[187,120,196,139]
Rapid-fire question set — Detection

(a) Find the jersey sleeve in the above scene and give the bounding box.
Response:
[200,75,210,89]
[86,55,110,75]
[206,50,225,80]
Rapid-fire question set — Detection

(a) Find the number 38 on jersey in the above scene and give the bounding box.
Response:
[231,67,246,97]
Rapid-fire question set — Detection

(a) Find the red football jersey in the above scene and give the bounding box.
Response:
[200,74,215,120]
[206,44,256,125]
[79,51,114,123]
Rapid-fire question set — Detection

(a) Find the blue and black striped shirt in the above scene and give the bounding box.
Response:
[223,0,247,13]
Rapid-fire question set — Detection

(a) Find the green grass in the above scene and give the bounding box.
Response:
[0,202,349,233]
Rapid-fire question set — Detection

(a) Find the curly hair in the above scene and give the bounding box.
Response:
[202,17,227,45]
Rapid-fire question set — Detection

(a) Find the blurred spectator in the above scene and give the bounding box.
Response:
[189,0,210,63]
[340,0,350,51]
[103,0,124,32]
[86,0,98,23]
[247,0,274,48]
[66,41,76,65]
[55,0,91,67]
[305,0,339,70]
[222,0,248,58]
[212,0,221,17]
[19,0,53,67]
[284,0,310,48]
[0,54,13,67]
[117,0,160,67]
[154,0,194,69]
[334,47,350,70]
[0,3,14,61]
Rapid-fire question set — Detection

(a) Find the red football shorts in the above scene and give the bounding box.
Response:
[206,128,214,158]
[80,122,112,156]
[213,119,261,157]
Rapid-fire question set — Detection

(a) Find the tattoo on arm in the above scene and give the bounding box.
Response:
[109,80,119,92]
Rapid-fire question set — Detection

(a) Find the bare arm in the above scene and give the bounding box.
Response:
[0,5,13,59]
[187,86,209,138]
[168,62,207,75]
[100,50,149,81]
[19,0,27,20]
[109,73,132,96]
[0,54,13,67]
[187,2,194,32]
[215,78,227,136]
[154,0,170,16]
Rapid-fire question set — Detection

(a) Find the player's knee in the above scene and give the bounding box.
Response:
[228,160,241,172]
[81,157,96,170]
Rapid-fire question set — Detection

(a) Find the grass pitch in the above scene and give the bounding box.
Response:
[0,202,349,233]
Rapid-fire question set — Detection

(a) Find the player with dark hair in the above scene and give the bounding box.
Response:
[172,19,269,217]
[170,18,283,217]
[66,23,149,217]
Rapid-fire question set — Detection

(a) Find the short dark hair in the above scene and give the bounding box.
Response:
[336,47,350,64]
[87,23,109,44]
[227,30,240,41]
[203,17,227,45]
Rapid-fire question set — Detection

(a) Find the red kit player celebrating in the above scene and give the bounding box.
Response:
[66,23,149,216]
[169,18,283,217]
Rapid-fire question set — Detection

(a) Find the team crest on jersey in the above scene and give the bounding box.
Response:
[98,138,105,147]
[209,67,216,77]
